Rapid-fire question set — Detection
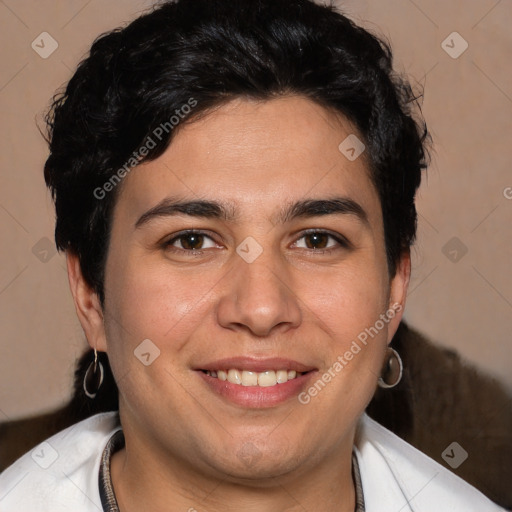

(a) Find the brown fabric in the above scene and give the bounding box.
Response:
[367,322,512,509]
[0,410,70,471]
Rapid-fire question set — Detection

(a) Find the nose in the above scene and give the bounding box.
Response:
[216,249,302,337]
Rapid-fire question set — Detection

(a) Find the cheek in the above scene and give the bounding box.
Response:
[303,261,389,340]
[103,255,220,357]
[298,263,390,402]
[101,261,210,417]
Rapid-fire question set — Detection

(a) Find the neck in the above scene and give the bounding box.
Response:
[110,427,357,512]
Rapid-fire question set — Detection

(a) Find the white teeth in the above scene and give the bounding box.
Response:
[276,370,288,384]
[227,369,242,385]
[205,368,303,387]
[258,370,277,387]
[241,371,258,386]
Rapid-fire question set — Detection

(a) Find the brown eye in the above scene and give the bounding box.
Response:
[293,230,349,253]
[178,233,204,250]
[304,232,329,249]
[165,231,217,251]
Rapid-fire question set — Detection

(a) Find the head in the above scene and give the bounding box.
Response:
[45,0,428,482]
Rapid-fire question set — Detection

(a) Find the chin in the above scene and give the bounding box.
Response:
[201,438,308,484]
[219,458,302,485]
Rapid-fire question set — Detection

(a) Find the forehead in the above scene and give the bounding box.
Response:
[115,95,381,225]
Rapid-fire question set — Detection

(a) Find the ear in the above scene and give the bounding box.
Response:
[66,251,108,352]
[385,249,411,344]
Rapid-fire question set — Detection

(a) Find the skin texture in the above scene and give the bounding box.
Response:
[67,96,410,512]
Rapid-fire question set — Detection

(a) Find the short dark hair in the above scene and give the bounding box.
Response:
[44,0,429,307]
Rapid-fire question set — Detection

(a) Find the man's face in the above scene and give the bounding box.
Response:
[83,96,407,480]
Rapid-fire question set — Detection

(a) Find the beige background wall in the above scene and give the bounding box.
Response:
[0,0,510,421]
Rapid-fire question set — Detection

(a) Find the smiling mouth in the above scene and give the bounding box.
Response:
[201,369,307,387]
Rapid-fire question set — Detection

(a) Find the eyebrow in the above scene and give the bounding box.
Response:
[134,196,369,228]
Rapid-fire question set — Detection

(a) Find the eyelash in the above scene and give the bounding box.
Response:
[161,229,350,256]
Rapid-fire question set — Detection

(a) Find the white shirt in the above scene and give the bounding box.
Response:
[0,411,506,511]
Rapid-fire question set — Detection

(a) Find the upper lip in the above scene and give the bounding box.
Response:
[196,357,317,373]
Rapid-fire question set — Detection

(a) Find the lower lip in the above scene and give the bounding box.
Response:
[197,371,316,408]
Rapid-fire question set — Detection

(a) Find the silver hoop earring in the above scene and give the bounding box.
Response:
[83,349,104,399]
[378,347,403,389]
